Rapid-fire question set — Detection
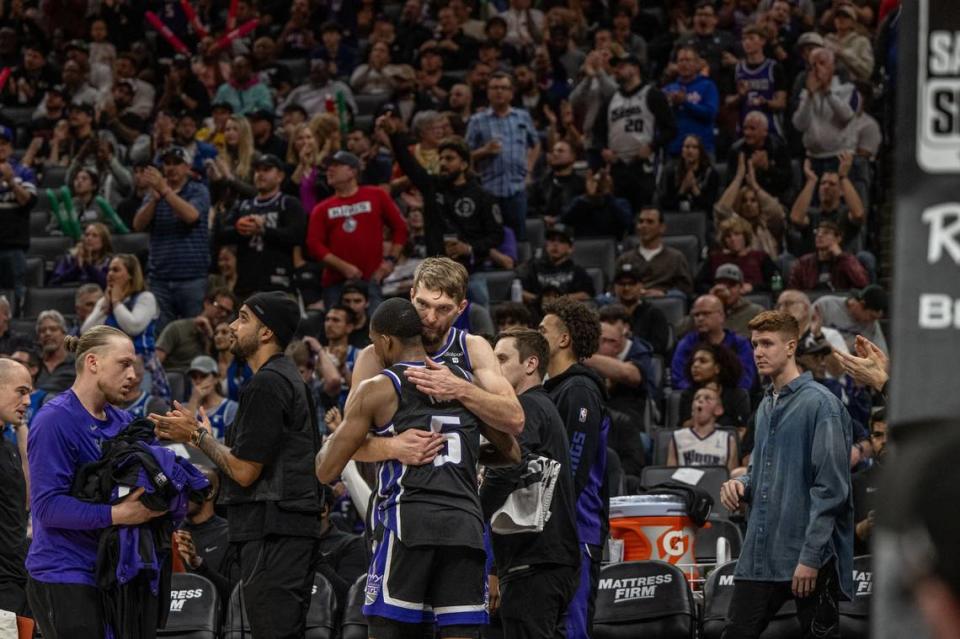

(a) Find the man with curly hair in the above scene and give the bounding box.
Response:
[538,297,609,639]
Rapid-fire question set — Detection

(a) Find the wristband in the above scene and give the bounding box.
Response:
[191,427,207,447]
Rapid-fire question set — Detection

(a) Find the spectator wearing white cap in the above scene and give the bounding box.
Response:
[184,355,238,440]
[823,3,874,83]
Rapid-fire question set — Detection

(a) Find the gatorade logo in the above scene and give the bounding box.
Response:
[657,529,690,563]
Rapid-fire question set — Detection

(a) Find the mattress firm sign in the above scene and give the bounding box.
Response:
[891,0,960,424]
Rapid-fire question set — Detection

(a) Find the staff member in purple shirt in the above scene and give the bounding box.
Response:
[26,326,166,639]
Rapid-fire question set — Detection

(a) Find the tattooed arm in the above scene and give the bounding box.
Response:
[150,402,263,487]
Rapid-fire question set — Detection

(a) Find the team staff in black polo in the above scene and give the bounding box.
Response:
[151,291,322,639]
[0,359,31,617]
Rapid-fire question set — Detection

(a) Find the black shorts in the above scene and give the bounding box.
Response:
[363,527,488,632]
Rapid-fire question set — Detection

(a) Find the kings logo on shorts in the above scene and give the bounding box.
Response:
[917,0,960,172]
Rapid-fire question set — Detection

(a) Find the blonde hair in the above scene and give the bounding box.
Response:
[286,122,323,166]
[719,215,754,247]
[412,257,469,303]
[309,113,341,160]
[110,253,146,296]
[747,310,800,341]
[64,325,131,372]
[225,115,255,180]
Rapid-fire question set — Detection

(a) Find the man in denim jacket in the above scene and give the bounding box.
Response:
[720,310,854,638]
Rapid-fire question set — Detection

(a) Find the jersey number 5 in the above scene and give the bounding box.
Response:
[430,416,462,467]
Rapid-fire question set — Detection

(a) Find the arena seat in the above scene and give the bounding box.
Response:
[3,107,34,127]
[573,238,617,283]
[112,232,151,257]
[664,389,683,429]
[647,296,686,330]
[28,236,72,269]
[607,447,625,497]
[8,318,35,336]
[587,267,605,296]
[484,269,518,303]
[166,371,186,404]
[157,573,219,639]
[663,234,702,271]
[525,217,545,249]
[664,212,707,245]
[223,574,336,639]
[701,560,737,639]
[304,573,338,639]
[649,355,664,390]
[839,555,872,639]
[277,58,308,85]
[593,560,696,639]
[30,210,50,237]
[39,166,68,189]
[354,114,374,133]
[650,428,675,466]
[23,287,76,318]
[516,240,532,263]
[745,292,773,309]
[355,93,390,117]
[694,518,744,563]
[340,575,368,639]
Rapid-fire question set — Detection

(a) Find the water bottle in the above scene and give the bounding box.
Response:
[510,278,523,303]
[771,272,783,294]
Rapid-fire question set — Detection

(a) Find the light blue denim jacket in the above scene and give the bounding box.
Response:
[735,371,855,598]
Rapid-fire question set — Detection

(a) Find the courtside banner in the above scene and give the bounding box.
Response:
[892,0,960,423]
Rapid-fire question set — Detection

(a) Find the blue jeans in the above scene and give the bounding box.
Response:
[497,191,528,242]
[150,276,208,334]
[0,249,26,312]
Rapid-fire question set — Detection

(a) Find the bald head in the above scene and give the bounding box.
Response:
[692,294,726,335]
[0,358,33,425]
[775,289,812,329]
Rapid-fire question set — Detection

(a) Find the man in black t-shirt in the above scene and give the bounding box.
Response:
[152,291,321,639]
[522,224,595,306]
[0,360,31,617]
[485,329,580,638]
[216,154,307,298]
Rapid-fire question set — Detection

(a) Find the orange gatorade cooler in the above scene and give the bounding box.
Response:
[608,495,699,570]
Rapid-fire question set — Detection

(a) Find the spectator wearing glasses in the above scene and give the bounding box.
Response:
[156,289,238,375]
[467,71,540,241]
[671,294,756,390]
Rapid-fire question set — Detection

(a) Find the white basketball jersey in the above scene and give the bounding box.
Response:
[673,428,730,467]
[607,84,656,160]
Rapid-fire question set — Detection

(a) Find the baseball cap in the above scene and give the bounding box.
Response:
[614,259,643,282]
[211,100,234,112]
[326,150,361,170]
[341,279,369,299]
[253,153,285,170]
[854,285,888,315]
[188,355,219,376]
[797,32,825,48]
[248,108,275,122]
[0,125,14,143]
[545,224,574,244]
[48,84,67,97]
[160,146,191,164]
[714,263,744,284]
[797,334,832,358]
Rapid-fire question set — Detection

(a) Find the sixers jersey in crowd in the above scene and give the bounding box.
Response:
[370,362,484,550]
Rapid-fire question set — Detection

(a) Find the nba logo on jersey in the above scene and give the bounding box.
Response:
[917,0,960,172]
[579,408,588,423]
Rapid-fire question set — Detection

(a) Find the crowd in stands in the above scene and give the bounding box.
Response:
[0,0,899,626]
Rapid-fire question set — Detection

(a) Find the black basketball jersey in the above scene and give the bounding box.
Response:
[371,361,485,550]
[429,327,473,373]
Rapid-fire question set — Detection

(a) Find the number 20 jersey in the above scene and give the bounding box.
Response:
[371,362,485,550]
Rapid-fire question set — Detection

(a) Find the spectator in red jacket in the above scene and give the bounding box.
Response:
[306,151,408,311]
[788,219,868,292]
